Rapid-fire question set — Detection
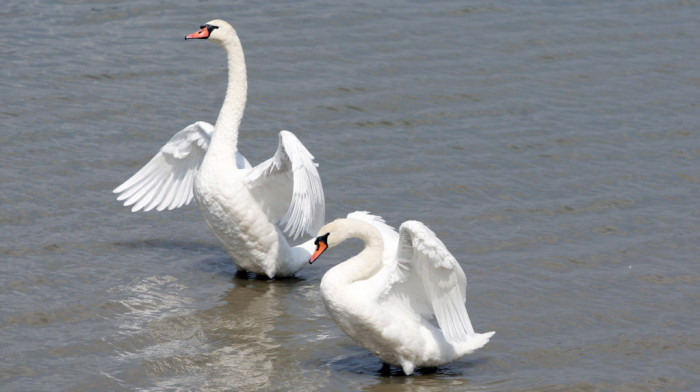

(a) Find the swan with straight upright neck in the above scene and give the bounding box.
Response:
[310,212,494,375]
[113,20,325,278]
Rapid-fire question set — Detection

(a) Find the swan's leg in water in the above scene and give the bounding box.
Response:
[379,363,392,375]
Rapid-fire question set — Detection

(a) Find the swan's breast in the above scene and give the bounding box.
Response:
[320,273,449,367]
[194,169,281,274]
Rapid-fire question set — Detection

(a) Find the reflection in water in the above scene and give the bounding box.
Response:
[108,275,292,391]
[104,269,495,391]
[323,347,493,392]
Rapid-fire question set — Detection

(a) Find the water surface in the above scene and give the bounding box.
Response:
[2,0,699,390]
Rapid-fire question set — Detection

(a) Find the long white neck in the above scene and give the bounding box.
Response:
[203,33,247,166]
[279,237,318,276]
[324,220,385,287]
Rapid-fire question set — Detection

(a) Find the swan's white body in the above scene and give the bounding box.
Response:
[311,212,494,375]
[114,20,324,278]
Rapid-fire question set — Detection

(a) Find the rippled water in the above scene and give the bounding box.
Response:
[2,0,699,390]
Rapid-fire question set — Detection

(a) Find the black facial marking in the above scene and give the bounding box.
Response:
[314,233,330,248]
[193,24,219,39]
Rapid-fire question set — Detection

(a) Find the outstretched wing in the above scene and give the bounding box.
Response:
[390,221,475,344]
[246,130,325,240]
[113,121,216,212]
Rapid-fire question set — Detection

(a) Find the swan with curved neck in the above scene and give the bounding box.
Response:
[310,212,494,375]
[114,20,325,278]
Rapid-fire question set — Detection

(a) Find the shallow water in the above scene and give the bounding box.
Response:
[2,0,699,390]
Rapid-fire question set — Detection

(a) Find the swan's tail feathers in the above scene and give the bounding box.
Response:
[457,331,495,354]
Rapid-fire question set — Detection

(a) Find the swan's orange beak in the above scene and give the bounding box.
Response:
[185,24,217,40]
[309,233,330,264]
[185,29,209,40]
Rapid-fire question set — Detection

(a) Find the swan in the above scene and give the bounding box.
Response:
[309,211,494,375]
[113,20,325,278]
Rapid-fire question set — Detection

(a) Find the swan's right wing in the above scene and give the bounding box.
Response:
[391,221,476,344]
[246,130,325,239]
[113,121,213,212]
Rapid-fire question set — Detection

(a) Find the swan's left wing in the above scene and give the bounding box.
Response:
[113,121,214,212]
[246,131,325,239]
[392,221,475,344]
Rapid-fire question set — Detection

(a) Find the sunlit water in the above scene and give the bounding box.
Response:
[2,0,699,390]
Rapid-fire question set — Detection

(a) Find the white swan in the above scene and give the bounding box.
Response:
[309,212,494,375]
[113,20,324,278]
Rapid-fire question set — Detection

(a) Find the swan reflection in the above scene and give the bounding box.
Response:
[111,275,296,391]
